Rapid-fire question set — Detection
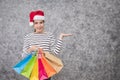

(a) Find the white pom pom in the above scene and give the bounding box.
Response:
[29,22,33,26]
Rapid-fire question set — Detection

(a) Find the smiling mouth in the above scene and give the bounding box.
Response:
[37,28,43,30]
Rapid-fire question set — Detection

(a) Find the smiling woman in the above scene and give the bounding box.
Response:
[22,10,72,80]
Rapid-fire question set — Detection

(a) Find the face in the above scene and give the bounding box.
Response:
[33,20,44,33]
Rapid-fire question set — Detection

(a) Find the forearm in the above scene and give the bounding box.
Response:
[53,39,63,54]
[26,47,33,53]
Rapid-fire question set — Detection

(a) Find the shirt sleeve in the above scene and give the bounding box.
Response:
[50,33,63,54]
[22,35,30,57]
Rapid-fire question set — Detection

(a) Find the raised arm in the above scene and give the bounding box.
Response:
[50,33,72,54]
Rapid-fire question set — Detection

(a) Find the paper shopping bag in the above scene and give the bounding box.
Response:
[21,53,36,78]
[30,59,39,80]
[13,53,32,74]
[41,55,56,78]
[44,52,63,73]
[38,58,48,80]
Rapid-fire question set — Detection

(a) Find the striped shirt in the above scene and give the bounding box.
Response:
[22,32,63,57]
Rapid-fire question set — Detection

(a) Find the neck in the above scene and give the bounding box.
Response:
[34,31,44,34]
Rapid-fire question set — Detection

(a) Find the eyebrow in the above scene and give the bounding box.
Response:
[34,21,43,23]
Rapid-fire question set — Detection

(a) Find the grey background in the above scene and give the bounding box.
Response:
[0,0,120,80]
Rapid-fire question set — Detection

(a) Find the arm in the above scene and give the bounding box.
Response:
[50,34,63,54]
[22,35,39,57]
[22,35,30,57]
[50,33,72,54]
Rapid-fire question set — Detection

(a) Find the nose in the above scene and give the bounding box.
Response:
[38,23,41,27]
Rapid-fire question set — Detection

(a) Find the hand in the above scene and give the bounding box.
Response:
[30,45,39,51]
[59,33,72,40]
[27,45,39,53]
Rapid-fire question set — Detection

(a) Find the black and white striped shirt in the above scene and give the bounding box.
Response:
[22,32,63,57]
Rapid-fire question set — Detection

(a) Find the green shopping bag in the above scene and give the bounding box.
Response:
[21,53,37,78]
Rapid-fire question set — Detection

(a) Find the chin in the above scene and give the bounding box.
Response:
[36,30,43,33]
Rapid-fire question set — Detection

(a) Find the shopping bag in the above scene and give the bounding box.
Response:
[38,58,48,80]
[13,53,32,74]
[13,48,64,80]
[30,59,39,80]
[41,55,56,78]
[44,52,63,73]
[21,53,37,78]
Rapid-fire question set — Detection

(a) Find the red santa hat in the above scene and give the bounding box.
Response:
[29,10,45,26]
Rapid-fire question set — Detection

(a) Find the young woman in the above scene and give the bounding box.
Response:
[22,10,72,80]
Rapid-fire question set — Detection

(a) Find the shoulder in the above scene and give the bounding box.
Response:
[45,32,54,37]
[24,33,33,39]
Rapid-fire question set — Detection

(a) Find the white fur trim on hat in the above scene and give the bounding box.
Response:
[33,15,45,20]
[29,22,34,26]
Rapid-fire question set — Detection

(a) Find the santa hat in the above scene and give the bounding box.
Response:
[29,10,45,26]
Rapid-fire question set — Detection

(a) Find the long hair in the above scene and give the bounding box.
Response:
[34,29,36,32]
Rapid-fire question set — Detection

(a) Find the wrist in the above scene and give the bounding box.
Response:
[59,37,63,40]
[59,35,63,40]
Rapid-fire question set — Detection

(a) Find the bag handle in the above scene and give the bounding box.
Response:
[37,48,44,58]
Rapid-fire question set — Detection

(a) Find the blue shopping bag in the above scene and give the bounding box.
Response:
[13,53,32,74]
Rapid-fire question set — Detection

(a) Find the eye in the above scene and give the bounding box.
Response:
[34,22,38,24]
[35,22,38,24]
[40,22,43,24]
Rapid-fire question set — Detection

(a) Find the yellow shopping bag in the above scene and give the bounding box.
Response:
[30,59,39,80]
